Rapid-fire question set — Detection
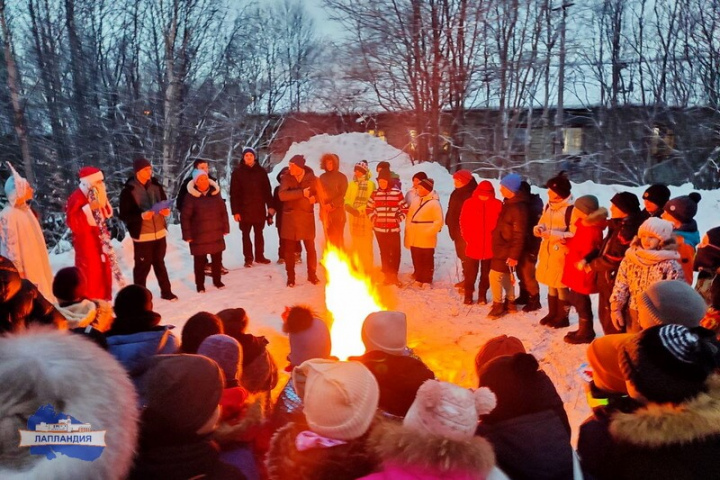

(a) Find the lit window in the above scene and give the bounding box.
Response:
[563,127,583,155]
[650,126,675,157]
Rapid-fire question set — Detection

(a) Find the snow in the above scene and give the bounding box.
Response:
[49,132,720,446]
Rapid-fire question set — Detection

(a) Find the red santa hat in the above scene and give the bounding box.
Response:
[78,166,104,185]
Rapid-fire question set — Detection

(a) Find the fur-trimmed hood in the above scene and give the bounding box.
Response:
[581,206,608,227]
[187,177,220,197]
[611,374,720,448]
[366,419,495,479]
[54,299,114,331]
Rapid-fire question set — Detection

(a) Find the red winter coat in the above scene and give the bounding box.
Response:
[460,184,502,260]
[561,209,607,295]
[65,187,113,300]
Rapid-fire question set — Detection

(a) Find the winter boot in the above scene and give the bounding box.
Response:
[548,299,571,328]
[463,293,474,305]
[522,294,542,312]
[514,289,529,305]
[487,302,507,319]
[505,298,518,313]
[564,317,596,344]
[539,295,558,325]
[477,290,488,305]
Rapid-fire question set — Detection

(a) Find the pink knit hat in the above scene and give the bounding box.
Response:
[638,217,674,242]
[293,359,379,440]
[403,380,496,442]
[361,311,410,356]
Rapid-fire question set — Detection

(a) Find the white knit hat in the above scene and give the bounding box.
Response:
[361,311,410,356]
[638,217,674,242]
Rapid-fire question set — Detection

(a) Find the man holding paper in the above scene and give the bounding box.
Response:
[119,158,177,301]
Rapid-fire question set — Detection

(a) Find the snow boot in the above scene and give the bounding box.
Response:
[564,317,596,344]
[523,294,542,312]
[548,299,571,328]
[514,289,529,305]
[505,298,518,313]
[487,302,506,319]
[539,295,558,325]
[477,290,488,305]
[463,294,474,305]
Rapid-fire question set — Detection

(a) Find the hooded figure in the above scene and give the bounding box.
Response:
[0,163,54,301]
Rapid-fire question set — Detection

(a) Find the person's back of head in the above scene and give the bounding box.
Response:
[52,267,87,307]
[197,334,243,388]
[216,308,248,340]
[181,312,223,354]
[110,285,160,336]
[283,305,331,367]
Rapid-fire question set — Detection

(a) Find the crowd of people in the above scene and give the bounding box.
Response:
[1,153,720,479]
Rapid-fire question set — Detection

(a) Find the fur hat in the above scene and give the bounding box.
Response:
[474,335,526,374]
[284,306,332,367]
[52,267,87,304]
[354,161,369,175]
[664,193,702,224]
[545,171,571,199]
[192,168,208,182]
[180,312,224,354]
[362,311,410,356]
[0,328,138,480]
[637,280,707,330]
[293,359,379,440]
[611,191,641,214]
[453,170,473,186]
[198,334,243,388]
[638,217,674,242]
[142,354,224,437]
[403,380,496,442]
[132,157,151,173]
[695,226,720,272]
[377,169,392,182]
[643,184,671,208]
[620,324,720,404]
[574,195,600,215]
[500,173,522,193]
[78,166,103,185]
[289,155,306,168]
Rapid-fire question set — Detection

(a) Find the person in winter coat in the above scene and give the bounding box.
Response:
[662,192,702,284]
[640,183,671,220]
[405,178,443,287]
[446,170,478,290]
[318,153,349,249]
[65,166,114,300]
[105,285,178,399]
[609,217,684,333]
[562,196,608,344]
[514,181,544,312]
[488,173,528,318]
[360,380,497,480]
[477,353,574,480]
[349,311,435,418]
[460,180,502,305]
[578,324,720,480]
[272,167,302,264]
[0,256,65,333]
[0,328,139,480]
[266,359,380,480]
[695,227,720,334]
[230,147,274,267]
[585,191,645,335]
[181,169,230,292]
[345,161,376,272]
[51,266,113,332]
[119,158,177,301]
[367,169,408,285]
[534,171,575,328]
[278,155,319,287]
[130,354,246,480]
[376,161,402,191]
[0,163,53,300]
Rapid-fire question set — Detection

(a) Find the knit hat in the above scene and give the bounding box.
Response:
[412,172,428,182]
[192,168,208,182]
[377,161,390,172]
[695,226,720,272]
[474,335,526,373]
[142,354,224,437]
[476,180,494,196]
[354,161,369,175]
[403,380,496,442]
[611,191,641,214]
[288,154,306,168]
[619,324,720,404]
[377,169,392,182]
[241,146,257,159]
[638,217,674,242]
[293,359,379,440]
[181,312,224,354]
[362,311,410,356]
[418,178,434,192]
[198,334,243,388]
[113,284,154,320]
[664,193,702,224]
[500,173,522,193]
[574,195,600,215]
[637,280,707,330]
[52,266,87,304]
[78,166,103,184]
[545,171,571,199]
[518,181,531,194]
[453,170,473,186]
[643,184,671,208]
[284,306,332,366]
[133,157,151,173]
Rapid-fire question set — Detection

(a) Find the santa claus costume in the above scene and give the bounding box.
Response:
[0,163,54,301]
[66,167,113,300]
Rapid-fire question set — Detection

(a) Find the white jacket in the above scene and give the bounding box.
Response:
[404,192,444,249]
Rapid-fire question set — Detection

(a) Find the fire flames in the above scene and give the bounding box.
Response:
[323,246,385,360]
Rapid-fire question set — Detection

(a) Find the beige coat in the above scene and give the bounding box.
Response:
[404,193,443,249]
[534,198,574,288]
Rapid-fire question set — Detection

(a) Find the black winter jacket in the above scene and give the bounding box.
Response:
[524,192,544,256]
[587,211,644,275]
[119,177,168,240]
[445,178,478,241]
[181,184,230,256]
[492,191,529,269]
[230,162,273,224]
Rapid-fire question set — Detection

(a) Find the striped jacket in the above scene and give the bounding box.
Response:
[367,187,408,233]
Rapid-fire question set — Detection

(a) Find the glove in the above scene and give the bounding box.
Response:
[344,205,359,217]
[610,303,625,330]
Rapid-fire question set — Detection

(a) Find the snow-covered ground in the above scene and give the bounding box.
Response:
[49,132,720,445]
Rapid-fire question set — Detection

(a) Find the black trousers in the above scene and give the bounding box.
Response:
[465,258,491,297]
[282,238,316,281]
[240,220,266,262]
[133,237,172,296]
[411,246,435,284]
[597,270,622,334]
[516,252,540,296]
[569,289,593,320]
[375,231,401,275]
[194,252,222,287]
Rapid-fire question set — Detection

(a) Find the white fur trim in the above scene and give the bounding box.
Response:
[80,171,104,185]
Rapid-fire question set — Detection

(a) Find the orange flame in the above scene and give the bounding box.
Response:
[323,246,385,360]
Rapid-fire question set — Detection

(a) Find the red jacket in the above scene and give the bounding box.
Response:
[460,183,502,260]
[562,209,607,295]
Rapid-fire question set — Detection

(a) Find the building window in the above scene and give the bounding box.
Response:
[650,126,675,157]
[563,127,583,155]
[367,129,387,142]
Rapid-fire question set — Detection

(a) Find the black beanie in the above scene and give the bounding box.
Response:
[545,171,571,199]
[664,192,702,224]
[694,226,720,274]
[643,184,671,208]
[53,267,87,304]
[611,191,641,215]
[181,311,224,354]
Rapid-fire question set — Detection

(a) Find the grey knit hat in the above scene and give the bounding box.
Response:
[637,280,708,330]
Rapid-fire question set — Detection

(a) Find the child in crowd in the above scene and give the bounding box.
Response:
[695,226,720,334]
[405,178,443,287]
[180,311,224,354]
[661,192,702,284]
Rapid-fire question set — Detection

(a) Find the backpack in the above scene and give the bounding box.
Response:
[544,204,574,231]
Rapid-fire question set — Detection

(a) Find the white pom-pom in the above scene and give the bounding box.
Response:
[474,386,497,415]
